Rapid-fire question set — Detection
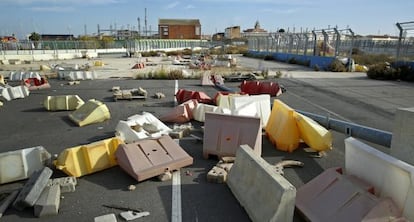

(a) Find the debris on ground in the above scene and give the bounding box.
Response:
[120,211,150,221]
[157,171,172,181]
[113,87,147,101]
[207,157,235,184]
[127,185,136,191]
[274,160,304,176]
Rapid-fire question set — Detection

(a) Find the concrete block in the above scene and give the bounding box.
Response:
[8,71,41,81]
[34,184,60,217]
[69,99,110,127]
[58,71,97,80]
[345,137,414,221]
[13,167,53,211]
[120,211,150,220]
[203,112,262,159]
[0,85,30,101]
[47,177,77,193]
[207,166,227,183]
[391,107,414,166]
[227,145,296,222]
[0,146,51,184]
[0,190,19,218]
[94,213,117,222]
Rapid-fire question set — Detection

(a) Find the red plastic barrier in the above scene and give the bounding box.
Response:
[175,89,212,104]
[23,78,51,90]
[240,81,282,96]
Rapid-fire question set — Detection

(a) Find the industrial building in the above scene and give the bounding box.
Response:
[158,19,201,39]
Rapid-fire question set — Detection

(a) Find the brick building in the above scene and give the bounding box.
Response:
[158,19,201,39]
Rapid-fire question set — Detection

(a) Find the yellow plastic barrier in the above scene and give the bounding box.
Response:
[294,112,332,152]
[69,99,110,127]
[44,95,85,111]
[94,60,103,66]
[0,74,5,85]
[265,99,300,152]
[54,137,123,177]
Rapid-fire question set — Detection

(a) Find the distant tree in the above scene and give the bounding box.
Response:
[29,32,40,41]
[278,28,285,33]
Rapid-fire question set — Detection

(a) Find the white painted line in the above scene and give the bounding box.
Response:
[171,170,182,222]
[174,79,178,106]
[287,90,353,122]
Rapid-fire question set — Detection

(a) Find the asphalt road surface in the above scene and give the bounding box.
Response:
[1,58,413,222]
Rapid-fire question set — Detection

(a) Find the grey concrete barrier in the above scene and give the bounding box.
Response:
[227,145,296,222]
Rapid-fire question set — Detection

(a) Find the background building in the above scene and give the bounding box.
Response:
[225,26,241,39]
[158,19,201,39]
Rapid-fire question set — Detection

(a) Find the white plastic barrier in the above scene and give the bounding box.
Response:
[58,71,97,80]
[391,107,414,165]
[229,94,271,128]
[0,146,51,184]
[227,145,296,222]
[345,137,414,221]
[192,103,230,122]
[0,85,30,101]
[8,71,41,81]
[115,112,172,143]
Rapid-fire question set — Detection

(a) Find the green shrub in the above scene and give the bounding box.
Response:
[264,54,274,61]
[288,57,297,64]
[352,53,394,66]
[314,64,320,71]
[367,63,400,80]
[168,69,184,79]
[398,65,414,81]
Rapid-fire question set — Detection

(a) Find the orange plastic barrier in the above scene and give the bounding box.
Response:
[159,99,198,123]
[265,99,300,152]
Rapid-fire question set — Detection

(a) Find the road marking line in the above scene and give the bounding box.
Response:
[287,90,353,122]
[172,170,182,222]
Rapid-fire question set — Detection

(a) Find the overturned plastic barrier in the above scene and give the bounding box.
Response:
[159,99,198,123]
[8,71,41,81]
[69,99,110,127]
[58,71,97,80]
[115,112,172,143]
[44,95,85,111]
[214,91,248,110]
[296,167,382,222]
[345,137,414,221]
[54,137,124,177]
[200,72,224,86]
[175,89,212,104]
[265,100,300,152]
[294,112,332,152]
[0,146,51,184]
[203,112,262,159]
[240,81,282,96]
[0,74,5,85]
[0,85,30,101]
[229,94,271,128]
[115,135,193,182]
[227,145,296,222]
[23,78,51,91]
[192,103,230,122]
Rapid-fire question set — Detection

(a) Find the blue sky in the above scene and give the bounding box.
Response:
[0,0,413,39]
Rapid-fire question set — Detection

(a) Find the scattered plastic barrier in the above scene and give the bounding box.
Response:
[8,71,41,81]
[175,89,213,104]
[69,99,110,127]
[44,95,85,111]
[0,74,5,85]
[192,103,230,122]
[131,63,145,69]
[23,78,51,90]
[227,145,296,222]
[203,112,262,158]
[296,167,381,222]
[200,72,224,86]
[116,135,193,182]
[345,137,414,221]
[54,137,124,177]
[0,146,51,184]
[240,81,283,96]
[0,85,30,101]
[159,99,198,123]
[265,99,300,152]
[294,112,332,152]
[58,71,97,80]
[213,91,248,109]
[229,94,271,128]
[115,112,172,143]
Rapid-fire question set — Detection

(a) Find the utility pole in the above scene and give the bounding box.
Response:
[137,17,141,36]
[145,8,147,38]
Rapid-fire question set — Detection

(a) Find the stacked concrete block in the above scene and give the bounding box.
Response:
[47,177,77,193]
[0,190,19,218]
[13,167,53,211]
[207,158,234,183]
[0,146,51,184]
[34,184,61,217]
